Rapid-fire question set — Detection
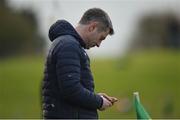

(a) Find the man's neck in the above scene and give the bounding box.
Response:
[75,24,87,45]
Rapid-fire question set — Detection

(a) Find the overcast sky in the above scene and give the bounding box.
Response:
[7,0,180,58]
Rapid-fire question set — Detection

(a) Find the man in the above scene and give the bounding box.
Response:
[42,8,117,119]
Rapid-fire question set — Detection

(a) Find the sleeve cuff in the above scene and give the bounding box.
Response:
[96,95,103,109]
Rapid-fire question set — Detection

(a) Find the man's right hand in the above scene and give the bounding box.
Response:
[99,95,113,111]
[98,93,118,104]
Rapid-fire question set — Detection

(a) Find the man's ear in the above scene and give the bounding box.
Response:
[88,22,98,32]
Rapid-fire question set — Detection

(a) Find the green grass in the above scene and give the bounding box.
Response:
[0,50,179,118]
[0,56,44,118]
[92,50,180,119]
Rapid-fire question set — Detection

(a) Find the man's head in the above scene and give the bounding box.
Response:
[76,8,114,49]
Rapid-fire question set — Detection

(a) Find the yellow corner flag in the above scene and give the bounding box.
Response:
[134,92,151,119]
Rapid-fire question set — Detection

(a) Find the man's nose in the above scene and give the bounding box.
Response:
[96,42,101,47]
[96,43,99,47]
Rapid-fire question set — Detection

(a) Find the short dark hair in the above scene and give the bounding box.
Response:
[79,8,114,35]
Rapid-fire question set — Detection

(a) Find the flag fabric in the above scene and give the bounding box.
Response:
[134,92,151,119]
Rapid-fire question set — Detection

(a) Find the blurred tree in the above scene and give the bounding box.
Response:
[0,0,45,58]
[166,15,180,49]
[129,12,180,51]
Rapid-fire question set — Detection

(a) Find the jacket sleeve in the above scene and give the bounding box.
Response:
[55,43,103,110]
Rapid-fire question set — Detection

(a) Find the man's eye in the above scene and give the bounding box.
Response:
[101,37,105,40]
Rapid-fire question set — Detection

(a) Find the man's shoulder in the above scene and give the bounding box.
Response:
[51,35,82,55]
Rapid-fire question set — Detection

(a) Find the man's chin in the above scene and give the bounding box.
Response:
[91,45,96,48]
[86,46,93,49]
[86,46,90,49]
[86,44,96,49]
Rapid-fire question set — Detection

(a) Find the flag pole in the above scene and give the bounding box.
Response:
[133,92,151,119]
